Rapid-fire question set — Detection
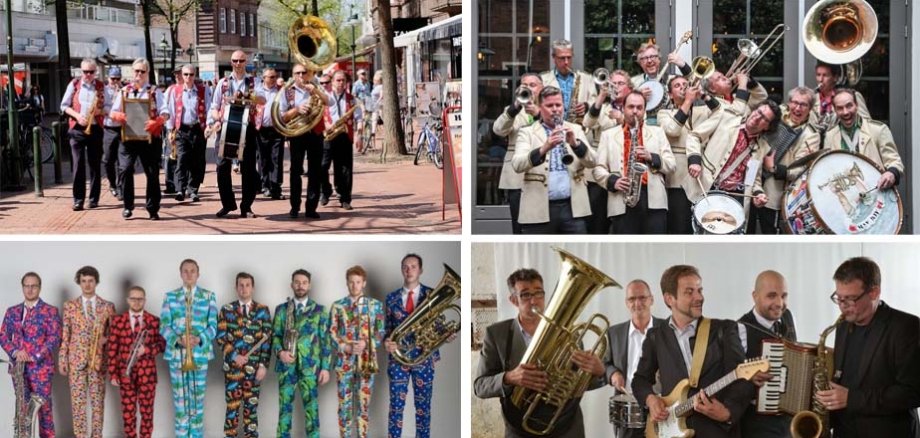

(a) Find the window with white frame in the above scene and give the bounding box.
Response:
[240,10,246,36]
[230,8,236,34]
[220,8,226,33]
[249,13,255,37]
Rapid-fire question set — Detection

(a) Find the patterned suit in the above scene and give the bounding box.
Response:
[217,300,273,437]
[0,299,62,438]
[386,286,439,438]
[60,295,116,438]
[105,311,166,438]
[160,286,218,438]
[330,295,385,438]
[271,298,332,438]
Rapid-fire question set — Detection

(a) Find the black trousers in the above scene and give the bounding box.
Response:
[102,126,122,191]
[118,138,162,213]
[520,199,588,234]
[610,186,667,234]
[289,132,325,214]
[216,129,259,212]
[505,189,522,234]
[175,125,206,195]
[257,126,285,196]
[666,187,694,234]
[69,125,103,205]
[748,206,781,234]
[321,134,353,204]
[586,181,610,234]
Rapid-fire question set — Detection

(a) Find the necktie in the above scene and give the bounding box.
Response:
[772,320,782,336]
[297,303,304,315]
[133,314,142,333]
[405,290,415,314]
[243,303,249,318]
[23,306,30,323]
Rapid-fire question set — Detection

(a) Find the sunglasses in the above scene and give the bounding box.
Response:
[82,70,96,74]
[231,59,246,64]
[134,70,147,74]
[293,71,307,75]
[182,73,194,77]
[264,75,277,79]
[320,81,330,85]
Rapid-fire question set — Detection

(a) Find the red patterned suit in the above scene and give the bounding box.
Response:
[106,311,166,438]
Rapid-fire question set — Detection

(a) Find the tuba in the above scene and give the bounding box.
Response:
[270,15,337,138]
[389,264,461,367]
[790,315,844,438]
[181,291,196,372]
[803,0,877,89]
[510,248,621,436]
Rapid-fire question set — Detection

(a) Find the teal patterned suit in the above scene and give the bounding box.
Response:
[271,298,332,438]
[160,285,218,438]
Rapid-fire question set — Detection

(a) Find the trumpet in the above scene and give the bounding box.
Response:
[124,329,147,378]
[593,68,612,95]
[688,56,716,88]
[389,264,461,367]
[514,86,533,106]
[86,314,105,372]
[181,291,196,372]
[84,95,99,135]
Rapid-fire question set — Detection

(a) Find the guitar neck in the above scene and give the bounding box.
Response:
[674,370,739,417]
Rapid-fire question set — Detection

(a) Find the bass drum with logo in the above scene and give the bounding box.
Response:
[782,150,902,234]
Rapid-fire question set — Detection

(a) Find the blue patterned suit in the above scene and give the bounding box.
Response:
[217,300,272,437]
[159,285,218,438]
[385,286,439,438]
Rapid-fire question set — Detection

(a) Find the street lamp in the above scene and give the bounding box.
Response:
[158,35,169,83]
[347,4,360,78]
[186,43,195,63]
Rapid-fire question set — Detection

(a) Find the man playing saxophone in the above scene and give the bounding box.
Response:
[159,259,218,438]
[105,286,166,438]
[0,272,62,438]
[593,90,675,234]
[271,269,332,438]
[216,272,273,438]
[59,265,116,438]
[474,268,605,438]
[320,70,359,211]
[164,65,212,204]
[539,39,596,124]
[816,257,920,437]
[330,265,385,438]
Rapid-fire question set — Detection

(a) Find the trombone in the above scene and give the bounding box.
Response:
[725,23,787,80]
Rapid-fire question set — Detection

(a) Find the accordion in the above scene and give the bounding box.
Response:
[756,339,819,415]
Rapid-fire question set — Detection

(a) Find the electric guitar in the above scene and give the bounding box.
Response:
[646,358,769,438]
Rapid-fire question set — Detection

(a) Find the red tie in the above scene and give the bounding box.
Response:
[405,290,414,314]
[23,306,30,322]
[133,314,142,333]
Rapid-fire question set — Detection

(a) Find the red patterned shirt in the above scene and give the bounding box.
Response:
[716,128,754,192]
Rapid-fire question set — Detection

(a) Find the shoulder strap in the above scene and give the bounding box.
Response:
[688,317,711,388]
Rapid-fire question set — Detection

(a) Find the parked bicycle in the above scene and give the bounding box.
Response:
[413,112,443,169]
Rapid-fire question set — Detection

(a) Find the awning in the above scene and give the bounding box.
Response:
[394,14,462,48]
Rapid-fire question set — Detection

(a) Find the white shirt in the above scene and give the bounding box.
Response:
[103,85,120,127]
[626,317,655,390]
[669,316,698,373]
[82,295,96,318]
[165,85,213,130]
[514,317,534,347]
[401,286,421,308]
[239,300,253,316]
[59,79,111,119]
[737,308,797,354]
[255,84,281,128]
[328,90,349,123]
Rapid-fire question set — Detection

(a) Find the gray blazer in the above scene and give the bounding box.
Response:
[604,317,668,392]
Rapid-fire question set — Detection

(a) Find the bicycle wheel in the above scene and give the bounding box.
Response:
[41,128,55,163]
[362,122,374,154]
[414,130,427,165]
[404,116,415,155]
[432,137,443,169]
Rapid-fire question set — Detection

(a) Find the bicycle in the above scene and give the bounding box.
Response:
[16,112,55,179]
[413,114,443,169]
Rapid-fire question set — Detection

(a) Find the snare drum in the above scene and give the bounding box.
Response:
[692,191,746,234]
[782,150,902,234]
[609,394,646,430]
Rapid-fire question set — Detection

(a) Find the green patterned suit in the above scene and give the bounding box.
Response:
[271,297,332,438]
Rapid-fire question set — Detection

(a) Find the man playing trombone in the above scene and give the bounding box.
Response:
[330,265,385,438]
[0,272,61,438]
[217,272,272,438]
[701,71,766,117]
[160,259,218,438]
[812,61,870,129]
[60,265,115,438]
[105,286,166,438]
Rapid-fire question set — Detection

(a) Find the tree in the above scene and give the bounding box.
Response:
[54,0,72,102]
[139,0,156,84]
[376,0,406,158]
[150,0,204,78]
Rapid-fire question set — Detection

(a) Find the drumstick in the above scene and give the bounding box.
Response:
[859,186,879,201]
[695,177,707,198]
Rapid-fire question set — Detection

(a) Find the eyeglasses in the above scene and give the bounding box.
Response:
[82,70,96,75]
[182,73,194,77]
[788,100,810,109]
[610,81,628,87]
[638,55,659,63]
[626,295,651,304]
[134,70,147,74]
[293,71,307,75]
[830,289,870,306]
[516,291,546,301]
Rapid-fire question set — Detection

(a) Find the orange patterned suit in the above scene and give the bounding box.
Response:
[60,295,115,438]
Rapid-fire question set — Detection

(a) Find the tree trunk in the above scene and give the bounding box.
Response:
[55,0,71,106]
[170,25,179,76]
[142,0,155,84]
[375,0,405,159]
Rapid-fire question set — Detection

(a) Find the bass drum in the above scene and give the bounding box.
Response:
[692,191,746,234]
[217,103,250,160]
[782,150,902,234]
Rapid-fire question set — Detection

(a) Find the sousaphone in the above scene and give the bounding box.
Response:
[803,0,878,85]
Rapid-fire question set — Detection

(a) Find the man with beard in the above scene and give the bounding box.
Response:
[736,271,798,437]
[272,269,332,438]
[632,265,771,438]
[750,87,822,234]
[593,91,675,234]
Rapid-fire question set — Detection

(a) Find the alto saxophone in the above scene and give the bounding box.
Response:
[124,329,147,378]
[566,73,582,124]
[624,120,648,208]
[790,314,844,438]
[282,298,298,357]
[324,102,361,141]
[354,296,378,376]
[181,292,196,372]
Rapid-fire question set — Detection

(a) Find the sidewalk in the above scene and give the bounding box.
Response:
[0,151,460,234]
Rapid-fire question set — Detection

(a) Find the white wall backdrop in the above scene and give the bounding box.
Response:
[0,241,461,438]
[475,241,920,438]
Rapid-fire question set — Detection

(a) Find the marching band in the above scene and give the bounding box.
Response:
[492,0,904,235]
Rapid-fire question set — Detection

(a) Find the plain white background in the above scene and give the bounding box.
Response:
[474,241,920,438]
[0,240,460,438]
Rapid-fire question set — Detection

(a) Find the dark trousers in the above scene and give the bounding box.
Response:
[216,129,259,212]
[163,157,177,192]
[118,138,162,213]
[748,206,781,234]
[289,132,325,214]
[257,126,285,196]
[740,409,792,438]
[614,426,646,438]
[610,186,667,234]
[321,134,354,204]
[102,126,122,191]
[69,125,103,205]
[666,187,694,234]
[175,125,206,195]
[520,199,588,234]
[586,181,610,234]
[505,189,522,234]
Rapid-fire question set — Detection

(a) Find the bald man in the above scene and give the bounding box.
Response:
[736,270,798,438]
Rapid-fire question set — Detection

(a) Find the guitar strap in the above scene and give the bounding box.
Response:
[688,317,711,388]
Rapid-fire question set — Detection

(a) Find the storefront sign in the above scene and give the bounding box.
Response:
[442,104,462,221]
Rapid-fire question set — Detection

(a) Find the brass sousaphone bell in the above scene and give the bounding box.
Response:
[803,0,878,85]
[271,15,338,137]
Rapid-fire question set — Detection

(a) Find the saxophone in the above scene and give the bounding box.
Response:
[566,73,582,124]
[624,120,648,208]
[282,298,298,356]
[790,314,844,438]
[354,296,378,376]
[124,329,147,377]
[323,102,361,141]
[6,356,44,438]
[86,313,105,372]
[181,291,196,372]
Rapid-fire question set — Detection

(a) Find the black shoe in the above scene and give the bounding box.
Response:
[149,212,160,220]
[190,193,200,202]
[320,195,329,206]
[164,188,178,195]
[109,187,118,197]
[72,202,84,211]
[262,188,272,197]
[240,210,258,218]
[271,193,286,200]
[116,193,124,201]
[289,209,300,218]
[88,201,99,209]
[304,211,320,219]
[175,193,185,202]
[216,207,236,218]
[122,209,133,219]
[341,202,353,210]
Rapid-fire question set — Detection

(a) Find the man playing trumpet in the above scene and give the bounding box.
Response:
[701,71,767,117]
[60,265,116,438]
[330,265,385,438]
[160,259,218,438]
[105,286,166,438]
[217,272,273,438]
